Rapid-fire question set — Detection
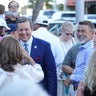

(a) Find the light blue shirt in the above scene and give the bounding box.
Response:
[70,40,94,82]
[19,36,33,55]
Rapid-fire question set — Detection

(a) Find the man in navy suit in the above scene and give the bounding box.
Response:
[16,16,57,96]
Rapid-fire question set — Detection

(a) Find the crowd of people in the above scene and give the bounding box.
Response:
[0,1,96,96]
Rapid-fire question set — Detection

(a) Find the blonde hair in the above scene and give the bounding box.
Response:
[84,49,96,93]
[61,21,74,33]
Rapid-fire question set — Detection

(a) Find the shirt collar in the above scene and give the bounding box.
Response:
[19,36,33,47]
[79,40,93,49]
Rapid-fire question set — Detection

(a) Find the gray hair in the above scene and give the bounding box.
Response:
[61,21,74,33]
[78,20,95,32]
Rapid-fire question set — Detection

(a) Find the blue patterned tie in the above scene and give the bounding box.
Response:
[24,43,29,53]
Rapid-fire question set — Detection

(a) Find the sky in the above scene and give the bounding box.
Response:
[57,0,65,4]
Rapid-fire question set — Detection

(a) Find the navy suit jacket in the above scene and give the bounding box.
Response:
[30,37,57,96]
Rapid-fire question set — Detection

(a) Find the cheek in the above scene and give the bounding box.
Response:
[17,31,22,36]
[62,34,66,37]
[9,9,14,12]
[76,33,79,38]
[64,35,68,39]
[88,34,93,39]
[77,32,80,35]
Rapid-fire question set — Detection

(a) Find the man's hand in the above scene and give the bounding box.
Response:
[64,76,71,86]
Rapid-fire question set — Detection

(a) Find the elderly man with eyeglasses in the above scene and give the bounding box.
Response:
[63,20,95,96]
[5,1,19,24]
[58,21,76,96]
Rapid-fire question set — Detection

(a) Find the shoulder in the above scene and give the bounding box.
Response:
[70,43,80,51]
[5,18,10,22]
[33,36,50,46]
[66,44,80,57]
[49,32,59,40]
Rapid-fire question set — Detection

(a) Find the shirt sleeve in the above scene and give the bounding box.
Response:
[21,64,44,83]
[63,48,73,66]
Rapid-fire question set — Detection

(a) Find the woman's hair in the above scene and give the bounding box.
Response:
[61,21,74,33]
[84,49,96,93]
[0,35,23,72]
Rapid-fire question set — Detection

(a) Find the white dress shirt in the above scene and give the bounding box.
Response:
[32,27,64,67]
[19,36,33,55]
[0,63,44,88]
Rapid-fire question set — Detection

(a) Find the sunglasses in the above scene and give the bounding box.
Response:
[65,32,73,36]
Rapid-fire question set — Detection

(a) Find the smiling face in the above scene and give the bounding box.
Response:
[77,24,94,44]
[17,21,32,42]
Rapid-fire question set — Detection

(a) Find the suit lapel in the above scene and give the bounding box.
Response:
[30,37,38,58]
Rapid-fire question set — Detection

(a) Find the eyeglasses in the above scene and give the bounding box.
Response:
[65,32,73,36]
[9,6,19,8]
[62,31,73,36]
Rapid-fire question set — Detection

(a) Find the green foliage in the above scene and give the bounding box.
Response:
[28,0,54,9]
[44,1,53,9]
[57,4,64,11]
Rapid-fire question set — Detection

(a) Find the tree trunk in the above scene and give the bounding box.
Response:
[32,0,44,23]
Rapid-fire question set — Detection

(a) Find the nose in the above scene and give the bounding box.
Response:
[22,30,26,35]
[77,31,83,36]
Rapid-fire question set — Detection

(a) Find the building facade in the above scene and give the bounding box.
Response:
[65,0,96,14]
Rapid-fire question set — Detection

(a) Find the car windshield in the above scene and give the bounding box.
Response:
[44,11,55,16]
[48,22,63,36]
[88,16,96,19]
[61,14,75,17]
[43,11,55,18]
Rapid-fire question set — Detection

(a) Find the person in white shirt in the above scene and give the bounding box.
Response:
[0,79,49,96]
[59,21,76,56]
[32,15,64,96]
[0,35,44,88]
[32,15,64,68]
[58,21,76,96]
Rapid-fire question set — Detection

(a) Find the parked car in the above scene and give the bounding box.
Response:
[84,14,96,27]
[48,20,66,36]
[50,11,76,23]
[84,14,96,20]
[48,18,96,37]
[39,10,56,18]
[21,15,32,20]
